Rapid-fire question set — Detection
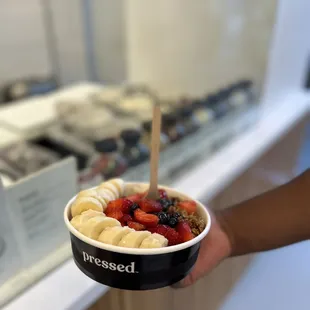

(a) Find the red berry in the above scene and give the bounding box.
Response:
[178,200,197,215]
[106,210,123,221]
[120,214,133,226]
[148,224,169,235]
[121,199,133,214]
[139,199,162,213]
[158,189,168,199]
[134,209,159,227]
[106,198,133,214]
[176,221,194,242]
[127,221,146,231]
[165,228,182,246]
[148,225,181,246]
[126,192,145,203]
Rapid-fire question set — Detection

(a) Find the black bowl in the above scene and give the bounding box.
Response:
[64,183,211,290]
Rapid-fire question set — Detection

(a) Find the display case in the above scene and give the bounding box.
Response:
[0,79,260,189]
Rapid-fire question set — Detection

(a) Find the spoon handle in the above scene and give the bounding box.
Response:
[148,104,162,200]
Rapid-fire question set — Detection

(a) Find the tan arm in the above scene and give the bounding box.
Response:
[216,169,310,256]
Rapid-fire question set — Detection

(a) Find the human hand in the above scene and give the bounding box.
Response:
[174,209,232,288]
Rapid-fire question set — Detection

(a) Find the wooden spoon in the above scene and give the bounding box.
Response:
[145,104,162,200]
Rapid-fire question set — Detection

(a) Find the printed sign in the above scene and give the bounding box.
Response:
[0,178,22,286]
[5,157,78,266]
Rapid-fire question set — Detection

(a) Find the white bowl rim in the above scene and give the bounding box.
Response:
[64,182,211,255]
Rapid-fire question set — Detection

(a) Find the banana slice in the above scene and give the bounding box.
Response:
[98,182,119,199]
[98,226,133,245]
[80,216,121,239]
[124,183,146,196]
[71,197,103,217]
[70,210,105,231]
[70,215,82,230]
[118,231,151,248]
[140,233,168,248]
[109,178,125,196]
[95,188,114,208]
[77,188,106,206]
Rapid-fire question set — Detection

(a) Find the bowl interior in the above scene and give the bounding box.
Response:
[64,182,211,255]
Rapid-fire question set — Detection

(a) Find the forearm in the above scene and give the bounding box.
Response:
[216,169,310,256]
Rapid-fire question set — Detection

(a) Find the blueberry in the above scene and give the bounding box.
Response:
[173,212,181,219]
[168,217,178,228]
[159,199,173,211]
[130,203,139,215]
[163,206,169,212]
[158,212,169,224]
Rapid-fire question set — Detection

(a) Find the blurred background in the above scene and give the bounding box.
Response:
[0,1,309,310]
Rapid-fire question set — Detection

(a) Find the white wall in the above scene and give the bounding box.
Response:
[48,0,88,84]
[91,0,127,83]
[0,0,51,84]
[125,0,277,98]
[263,0,310,104]
[0,0,88,86]
[1,0,309,98]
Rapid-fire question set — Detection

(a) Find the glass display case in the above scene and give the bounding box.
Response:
[0,80,259,190]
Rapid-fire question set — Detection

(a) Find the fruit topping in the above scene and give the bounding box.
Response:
[130,202,139,215]
[127,192,145,203]
[148,224,181,246]
[134,209,159,227]
[106,209,124,221]
[178,200,197,214]
[172,212,182,219]
[127,221,146,231]
[105,198,133,214]
[120,214,133,226]
[139,199,162,213]
[158,189,168,199]
[158,198,174,212]
[71,179,206,249]
[165,228,182,246]
[158,212,170,224]
[148,224,169,235]
[168,217,178,228]
[176,221,194,242]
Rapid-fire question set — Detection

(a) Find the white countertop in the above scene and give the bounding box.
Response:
[2,91,309,310]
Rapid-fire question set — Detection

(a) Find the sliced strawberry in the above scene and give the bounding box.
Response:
[148,224,169,235]
[106,198,133,214]
[126,192,145,203]
[165,228,182,246]
[158,189,168,199]
[121,199,133,214]
[127,221,146,231]
[106,210,123,221]
[176,221,194,242]
[120,214,133,226]
[134,209,159,227]
[178,200,197,214]
[148,225,181,246]
[139,199,162,213]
